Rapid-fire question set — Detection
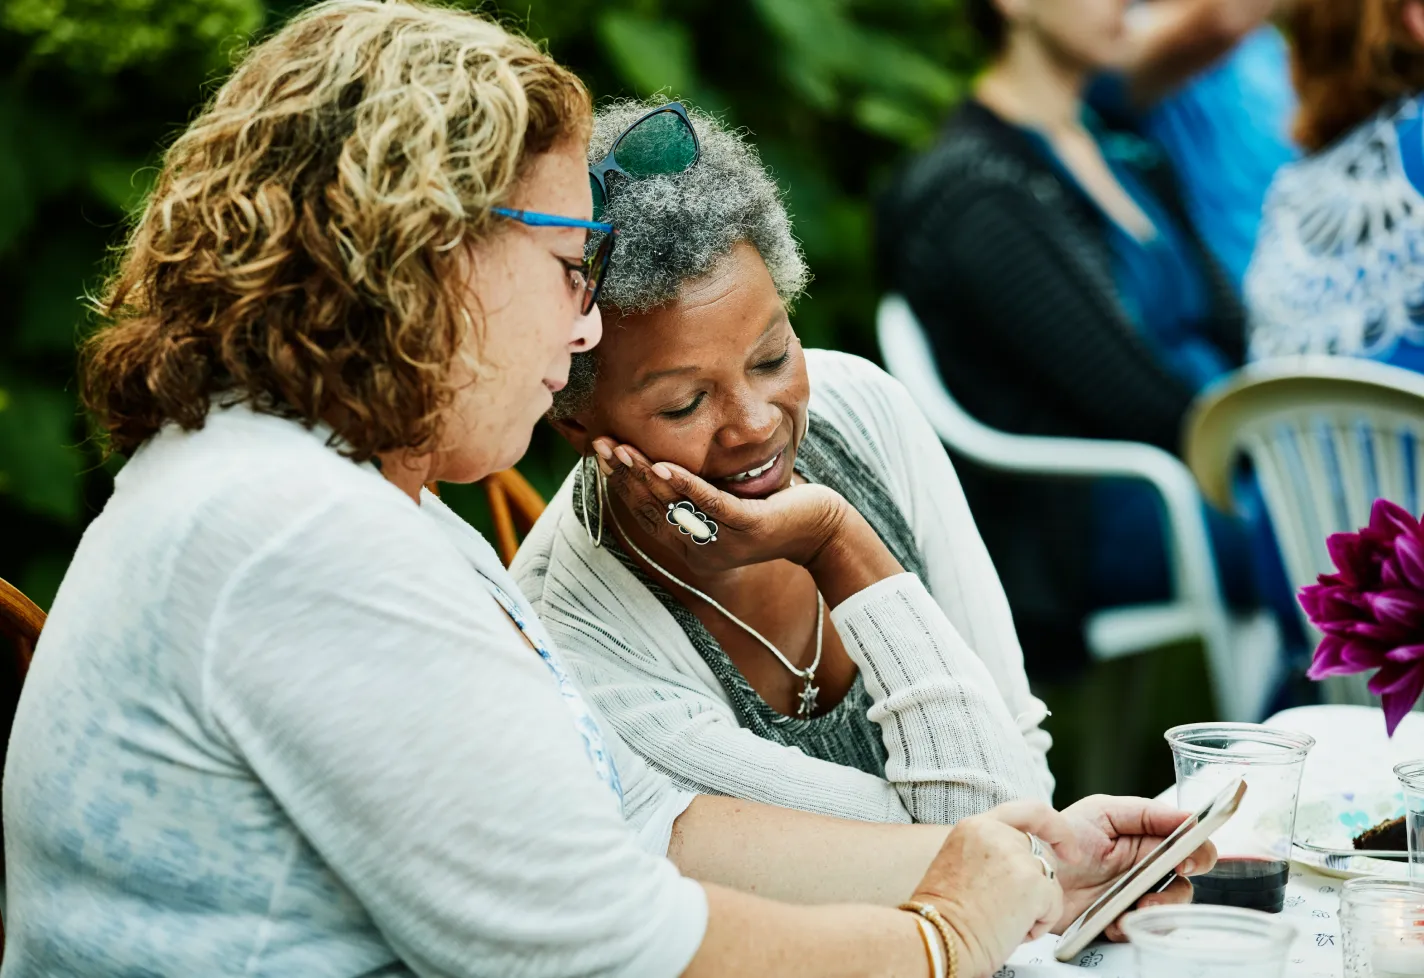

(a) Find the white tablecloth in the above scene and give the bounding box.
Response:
[998,706,1424,977]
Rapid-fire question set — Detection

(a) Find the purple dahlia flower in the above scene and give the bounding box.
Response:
[1299,499,1424,736]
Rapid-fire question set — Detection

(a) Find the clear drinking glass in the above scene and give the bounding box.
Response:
[1341,877,1424,978]
[1166,723,1315,913]
[1120,905,1296,977]
[1396,761,1424,883]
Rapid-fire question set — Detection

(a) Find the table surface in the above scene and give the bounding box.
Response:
[998,705,1424,977]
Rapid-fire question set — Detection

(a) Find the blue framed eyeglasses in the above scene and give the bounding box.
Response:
[492,207,617,315]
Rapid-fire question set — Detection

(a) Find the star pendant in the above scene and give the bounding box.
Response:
[797,676,820,719]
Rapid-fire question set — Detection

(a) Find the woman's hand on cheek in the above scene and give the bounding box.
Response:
[591,436,849,572]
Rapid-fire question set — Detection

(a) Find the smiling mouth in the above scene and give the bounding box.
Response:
[723,451,781,484]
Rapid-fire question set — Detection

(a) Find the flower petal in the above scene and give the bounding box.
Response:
[1397,533,1424,591]
[1344,638,1390,668]
[1366,589,1424,631]
[1307,636,1352,679]
[1308,636,1383,678]
[1327,532,1369,586]
[1370,498,1420,540]
[1380,668,1424,736]
[1301,585,1374,634]
[1385,644,1424,664]
[1297,583,1327,620]
[1370,661,1423,696]
[1339,620,1406,644]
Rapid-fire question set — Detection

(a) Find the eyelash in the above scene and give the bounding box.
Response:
[658,350,792,420]
[558,258,587,291]
[661,393,705,420]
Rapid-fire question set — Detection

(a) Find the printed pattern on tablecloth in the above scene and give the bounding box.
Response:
[997,869,1344,977]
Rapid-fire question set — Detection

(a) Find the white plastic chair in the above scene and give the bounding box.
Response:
[876,294,1281,722]
[1186,356,1424,706]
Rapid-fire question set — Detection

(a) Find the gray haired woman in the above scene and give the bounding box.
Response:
[513,100,1055,825]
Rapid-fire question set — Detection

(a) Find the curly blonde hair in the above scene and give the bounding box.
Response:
[1289,0,1424,152]
[82,0,590,459]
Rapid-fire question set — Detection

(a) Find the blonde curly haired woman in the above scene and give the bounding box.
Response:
[1,3,1212,976]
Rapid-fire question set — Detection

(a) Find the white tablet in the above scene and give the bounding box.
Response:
[1053,777,1247,962]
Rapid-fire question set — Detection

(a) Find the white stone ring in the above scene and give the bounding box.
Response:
[1026,833,1056,881]
[666,501,718,545]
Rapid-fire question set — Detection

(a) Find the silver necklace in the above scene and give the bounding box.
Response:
[603,476,825,719]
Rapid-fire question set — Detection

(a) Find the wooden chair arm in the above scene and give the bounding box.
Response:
[0,579,44,675]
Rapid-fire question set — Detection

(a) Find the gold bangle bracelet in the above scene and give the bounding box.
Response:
[899,901,958,978]
[909,915,943,978]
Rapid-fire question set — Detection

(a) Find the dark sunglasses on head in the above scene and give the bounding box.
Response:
[589,102,700,221]
[491,208,617,316]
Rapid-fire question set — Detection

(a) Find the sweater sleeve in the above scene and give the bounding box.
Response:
[203,490,707,978]
[901,185,1195,451]
[540,598,915,824]
[809,355,1054,799]
[832,573,1049,824]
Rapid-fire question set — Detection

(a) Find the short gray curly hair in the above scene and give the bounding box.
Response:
[550,100,810,418]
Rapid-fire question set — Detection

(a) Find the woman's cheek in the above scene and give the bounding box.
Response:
[641,420,716,474]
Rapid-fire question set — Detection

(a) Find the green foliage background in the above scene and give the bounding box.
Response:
[0,0,981,608]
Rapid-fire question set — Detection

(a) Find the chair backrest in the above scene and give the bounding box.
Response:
[1185,357,1424,700]
[482,468,547,567]
[1187,356,1424,583]
[876,294,1014,470]
[875,294,1204,485]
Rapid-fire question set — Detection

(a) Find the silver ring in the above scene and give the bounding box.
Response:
[665,500,718,545]
[1026,833,1056,881]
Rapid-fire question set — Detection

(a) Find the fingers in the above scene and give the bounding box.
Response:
[653,461,733,522]
[592,438,682,535]
[1142,874,1195,908]
[1176,839,1217,879]
[1101,915,1129,943]
[1031,869,1065,944]
[1102,874,1196,943]
[1028,879,1064,943]
[1074,794,1191,841]
[985,800,1084,863]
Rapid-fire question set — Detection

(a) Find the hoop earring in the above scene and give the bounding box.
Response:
[578,454,605,548]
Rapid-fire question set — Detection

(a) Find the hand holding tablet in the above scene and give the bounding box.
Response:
[1054,778,1247,961]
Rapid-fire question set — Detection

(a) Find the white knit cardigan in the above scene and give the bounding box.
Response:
[514,351,1054,824]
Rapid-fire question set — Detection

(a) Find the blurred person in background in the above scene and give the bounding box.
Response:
[2,2,1213,976]
[1089,0,1297,291]
[516,101,1052,830]
[1246,0,1424,371]
[876,0,1267,685]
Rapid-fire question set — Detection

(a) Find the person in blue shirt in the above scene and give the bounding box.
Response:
[1247,0,1424,373]
[1090,1,1298,292]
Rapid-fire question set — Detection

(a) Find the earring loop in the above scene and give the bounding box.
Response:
[578,455,605,548]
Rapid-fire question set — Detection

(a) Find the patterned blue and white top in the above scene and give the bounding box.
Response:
[1246,95,1424,371]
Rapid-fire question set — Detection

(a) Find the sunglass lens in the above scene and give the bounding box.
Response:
[584,232,616,314]
[590,174,605,222]
[612,110,697,177]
